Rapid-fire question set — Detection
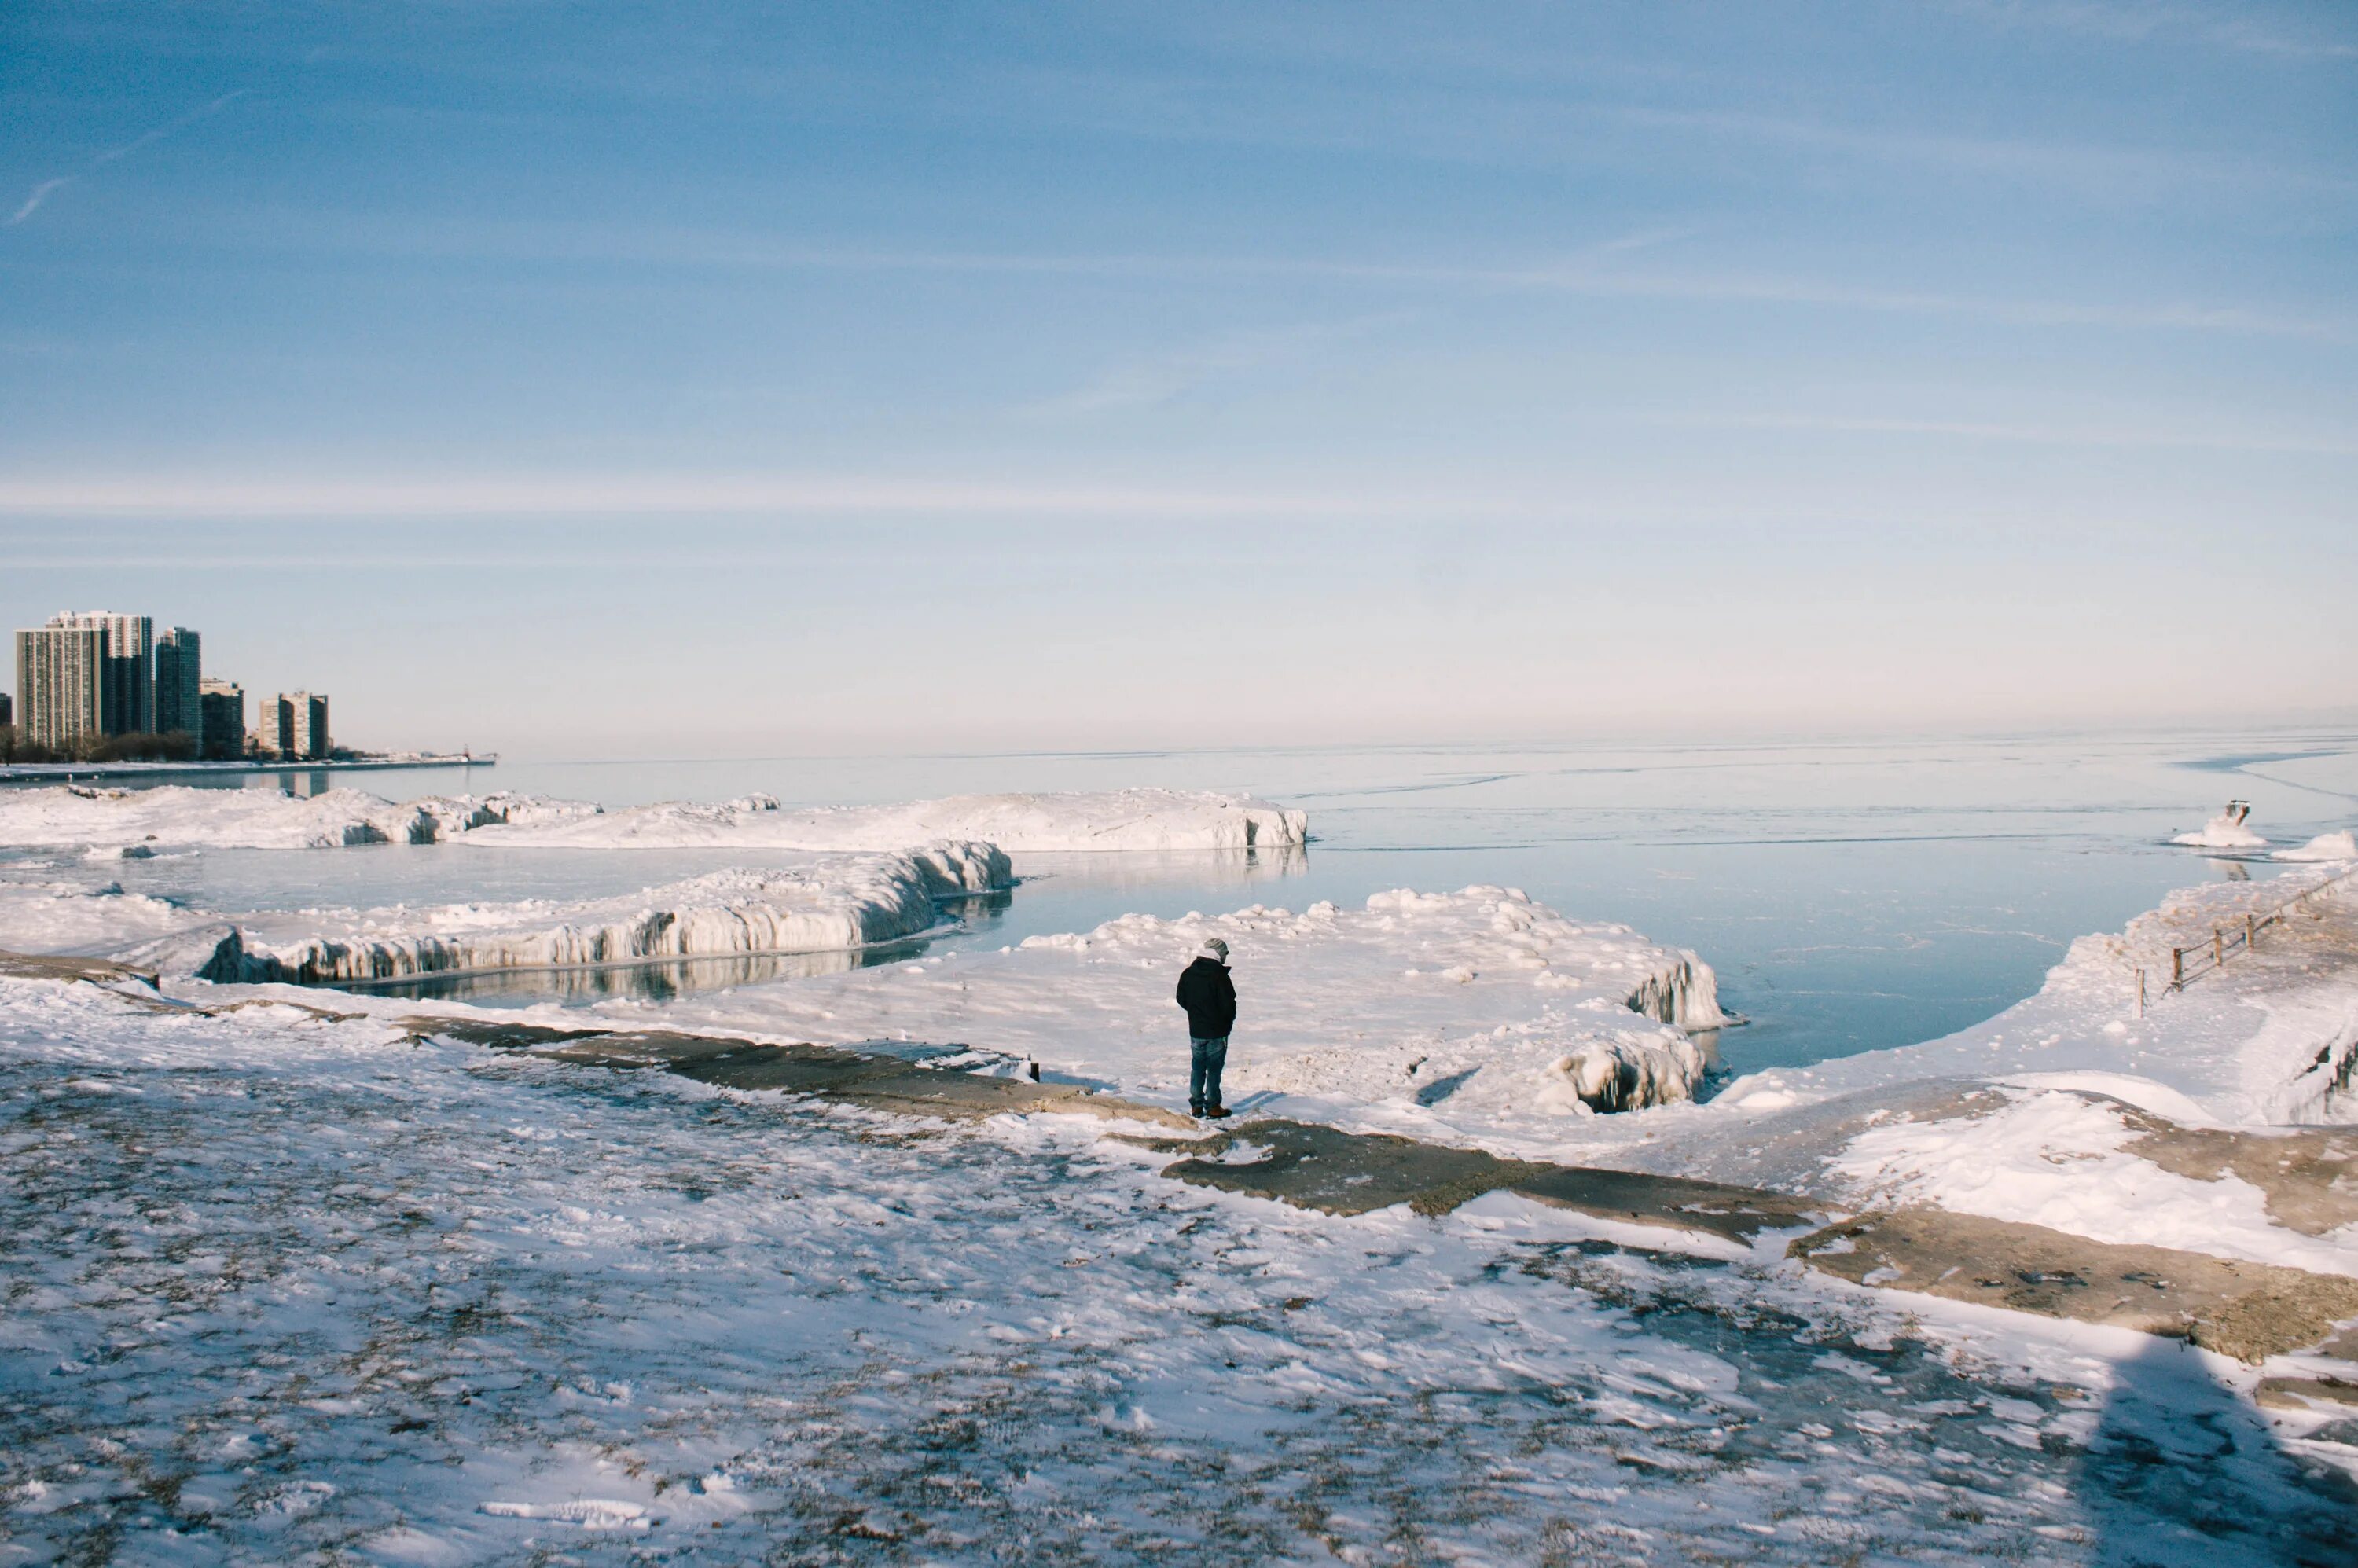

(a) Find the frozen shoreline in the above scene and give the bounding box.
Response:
[0,782,1307,854]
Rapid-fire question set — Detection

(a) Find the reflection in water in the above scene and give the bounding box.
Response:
[325,936,937,1006]
[2208,857,2253,883]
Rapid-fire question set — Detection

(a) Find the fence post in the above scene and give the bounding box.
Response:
[2136,968,2145,1018]
[2246,913,2256,951]
[2172,948,2184,989]
[2214,928,2224,966]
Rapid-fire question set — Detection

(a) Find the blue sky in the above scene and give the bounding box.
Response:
[2,2,2352,755]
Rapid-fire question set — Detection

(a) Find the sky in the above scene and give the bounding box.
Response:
[2,1,2353,756]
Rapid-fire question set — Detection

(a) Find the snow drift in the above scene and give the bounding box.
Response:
[464,788,1309,854]
[130,842,1009,986]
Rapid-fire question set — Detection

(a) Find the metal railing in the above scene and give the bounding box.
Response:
[2133,863,2357,1016]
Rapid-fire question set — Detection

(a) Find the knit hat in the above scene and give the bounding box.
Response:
[1199,938,1229,962]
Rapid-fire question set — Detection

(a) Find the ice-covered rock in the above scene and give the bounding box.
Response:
[163,841,1008,986]
[2275,830,2358,863]
[2171,800,2268,850]
[465,788,1309,854]
[1560,1034,1709,1114]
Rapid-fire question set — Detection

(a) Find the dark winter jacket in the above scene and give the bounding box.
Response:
[1174,956,1236,1039]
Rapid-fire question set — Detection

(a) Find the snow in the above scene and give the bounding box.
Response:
[637,883,1724,1137]
[6,973,2349,1563]
[0,784,592,851]
[129,844,1009,981]
[1717,865,2358,1129]
[1827,1086,2358,1277]
[2277,829,2358,862]
[0,880,208,957]
[2172,808,2269,850]
[0,783,1306,857]
[463,787,1309,854]
[1669,867,2358,1290]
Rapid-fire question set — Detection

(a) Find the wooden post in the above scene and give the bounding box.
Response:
[2246,913,2256,951]
[2213,928,2223,966]
[2172,948,2184,989]
[2136,968,2145,1018]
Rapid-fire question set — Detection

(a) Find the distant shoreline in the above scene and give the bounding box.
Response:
[0,754,495,785]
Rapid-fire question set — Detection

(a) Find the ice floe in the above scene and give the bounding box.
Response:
[2275,829,2358,862]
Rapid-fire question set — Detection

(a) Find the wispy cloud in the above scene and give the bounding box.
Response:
[6,90,248,227]
[7,178,73,226]
[276,211,2352,344]
[1671,409,2358,456]
[0,472,1533,521]
[1023,313,1410,417]
[1934,1,2358,61]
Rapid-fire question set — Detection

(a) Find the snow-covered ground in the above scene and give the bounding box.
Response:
[1666,867,2358,1288]
[5,975,2352,1566]
[0,784,1306,856]
[7,776,2358,1561]
[567,885,1725,1133]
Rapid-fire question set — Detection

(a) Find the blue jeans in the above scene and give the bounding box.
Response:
[1189,1035,1229,1111]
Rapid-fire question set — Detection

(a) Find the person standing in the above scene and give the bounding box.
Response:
[1174,937,1236,1118]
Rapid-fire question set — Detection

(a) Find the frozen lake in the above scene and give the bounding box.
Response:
[6,729,2353,1074]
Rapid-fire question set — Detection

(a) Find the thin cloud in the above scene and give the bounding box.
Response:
[285,212,2351,344]
[1023,313,1411,417]
[7,90,248,227]
[1678,410,2358,456]
[7,178,72,226]
[1934,0,2358,61]
[0,473,1537,521]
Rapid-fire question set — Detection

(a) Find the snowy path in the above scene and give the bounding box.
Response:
[5,980,2354,1565]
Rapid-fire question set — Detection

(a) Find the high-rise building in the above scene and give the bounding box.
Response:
[154,627,202,741]
[13,625,107,747]
[291,691,330,760]
[258,692,330,760]
[0,692,11,729]
[47,611,153,734]
[198,677,244,760]
[256,692,292,758]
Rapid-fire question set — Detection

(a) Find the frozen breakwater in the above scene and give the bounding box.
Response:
[154,843,1010,986]
[0,783,596,850]
[0,782,1308,856]
[462,786,1310,853]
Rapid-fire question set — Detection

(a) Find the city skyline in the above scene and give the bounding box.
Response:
[9,604,332,760]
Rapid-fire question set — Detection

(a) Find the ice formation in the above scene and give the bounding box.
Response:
[653,884,1724,1136]
[2170,799,2268,850]
[141,843,1008,986]
[465,787,1309,854]
[0,783,1305,857]
[2275,829,2358,862]
[0,784,595,850]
